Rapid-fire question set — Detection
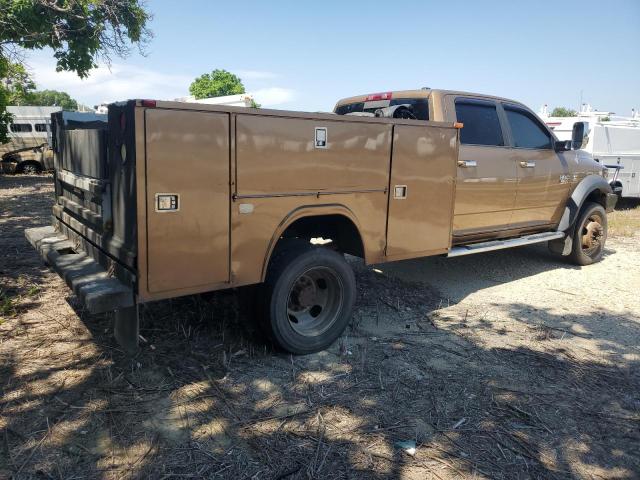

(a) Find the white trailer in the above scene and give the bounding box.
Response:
[540,105,640,198]
[1,106,62,173]
[173,93,255,107]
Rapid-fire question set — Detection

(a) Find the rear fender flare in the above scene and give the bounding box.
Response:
[557,174,612,233]
[260,204,364,282]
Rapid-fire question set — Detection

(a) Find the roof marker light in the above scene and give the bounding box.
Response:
[141,99,157,108]
[365,92,393,101]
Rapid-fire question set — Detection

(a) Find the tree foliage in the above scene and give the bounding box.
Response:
[29,89,78,110]
[0,0,152,142]
[0,58,13,140]
[189,69,245,99]
[551,107,578,117]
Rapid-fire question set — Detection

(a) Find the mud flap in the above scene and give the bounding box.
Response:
[548,235,573,256]
[114,304,139,355]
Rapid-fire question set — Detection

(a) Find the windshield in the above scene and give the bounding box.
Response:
[335,98,429,120]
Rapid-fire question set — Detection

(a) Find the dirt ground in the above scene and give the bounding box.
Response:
[1,174,639,480]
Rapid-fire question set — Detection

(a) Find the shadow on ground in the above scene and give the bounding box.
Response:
[2,175,639,479]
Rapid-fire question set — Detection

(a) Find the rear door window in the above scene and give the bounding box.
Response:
[335,98,429,120]
[504,106,552,149]
[454,99,504,146]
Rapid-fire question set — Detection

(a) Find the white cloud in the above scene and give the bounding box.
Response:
[27,60,192,106]
[251,87,296,106]
[24,58,296,109]
[236,70,279,80]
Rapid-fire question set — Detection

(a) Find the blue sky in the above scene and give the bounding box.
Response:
[28,0,639,115]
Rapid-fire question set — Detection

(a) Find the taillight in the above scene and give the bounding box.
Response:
[365,92,393,101]
[140,99,157,108]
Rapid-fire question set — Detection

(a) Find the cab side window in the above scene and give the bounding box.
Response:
[504,106,552,149]
[454,99,504,147]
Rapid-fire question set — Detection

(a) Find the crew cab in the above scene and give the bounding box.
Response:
[25,90,617,355]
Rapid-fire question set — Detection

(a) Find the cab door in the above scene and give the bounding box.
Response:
[448,96,517,237]
[502,104,570,228]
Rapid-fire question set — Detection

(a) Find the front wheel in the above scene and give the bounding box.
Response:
[568,202,607,266]
[262,243,356,354]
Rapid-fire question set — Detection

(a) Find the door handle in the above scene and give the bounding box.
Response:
[519,161,536,168]
[457,160,477,168]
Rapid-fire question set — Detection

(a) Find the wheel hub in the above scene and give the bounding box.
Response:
[290,276,316,311]
[286,267,343,336]
[581,218,603,251]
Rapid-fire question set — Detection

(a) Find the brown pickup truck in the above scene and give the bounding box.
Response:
[25,89,617,354]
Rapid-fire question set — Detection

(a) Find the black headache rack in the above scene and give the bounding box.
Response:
[25,105,141,353]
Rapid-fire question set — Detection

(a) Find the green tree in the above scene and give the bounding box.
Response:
[3,61,37,105]
[29,90,79,110]
[189,69,245,99]
[0,0,151,142]
[551,107,578,117]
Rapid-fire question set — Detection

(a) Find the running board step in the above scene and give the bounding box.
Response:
[448,231,565,258]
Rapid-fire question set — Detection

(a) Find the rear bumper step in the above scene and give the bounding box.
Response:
[25,226,134,314]
[448,231,565,258]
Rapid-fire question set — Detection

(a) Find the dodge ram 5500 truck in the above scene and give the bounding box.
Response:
[25,89,617,354]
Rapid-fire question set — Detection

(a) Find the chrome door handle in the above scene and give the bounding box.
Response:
[457,160,477,168]
[519,161,536,168]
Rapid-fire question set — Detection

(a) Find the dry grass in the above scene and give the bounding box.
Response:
[609,198,640,238]
[1,175,639,479]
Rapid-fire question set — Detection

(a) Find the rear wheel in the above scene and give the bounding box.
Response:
[18,161,42,175]
[568,202,607,265]
[262,242,355,354]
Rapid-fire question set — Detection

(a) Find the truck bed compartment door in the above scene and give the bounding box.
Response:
[386,125,457,259]
[145,109,230,294]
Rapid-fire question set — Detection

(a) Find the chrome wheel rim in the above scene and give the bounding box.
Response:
[286,267,343,337]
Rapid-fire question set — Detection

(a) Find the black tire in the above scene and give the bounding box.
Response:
[568,202,607,266]
[262,242,356,354]
[17,161,42,175]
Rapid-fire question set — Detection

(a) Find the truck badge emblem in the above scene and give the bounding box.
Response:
[315,127,327,148]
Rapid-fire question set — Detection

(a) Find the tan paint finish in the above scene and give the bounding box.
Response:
[230,197,389,287]
[236,115,392,194]
[128,86,603,303]
[231,112,395,285]
[144,109,230,294]
[132,100,457,302]
[386,124,458,259]
[134,107,150,300]
[453,143,517,234]
[510,148,570,228]
[336,88,605,243]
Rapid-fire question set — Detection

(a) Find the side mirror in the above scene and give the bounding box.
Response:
[572,122,587,150]
[554,139,572,152]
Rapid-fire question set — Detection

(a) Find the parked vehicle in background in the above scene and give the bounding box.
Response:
[174,93,256,107]
[1,106,61,174]
[540,104,640,198]
[25,89,616,356]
